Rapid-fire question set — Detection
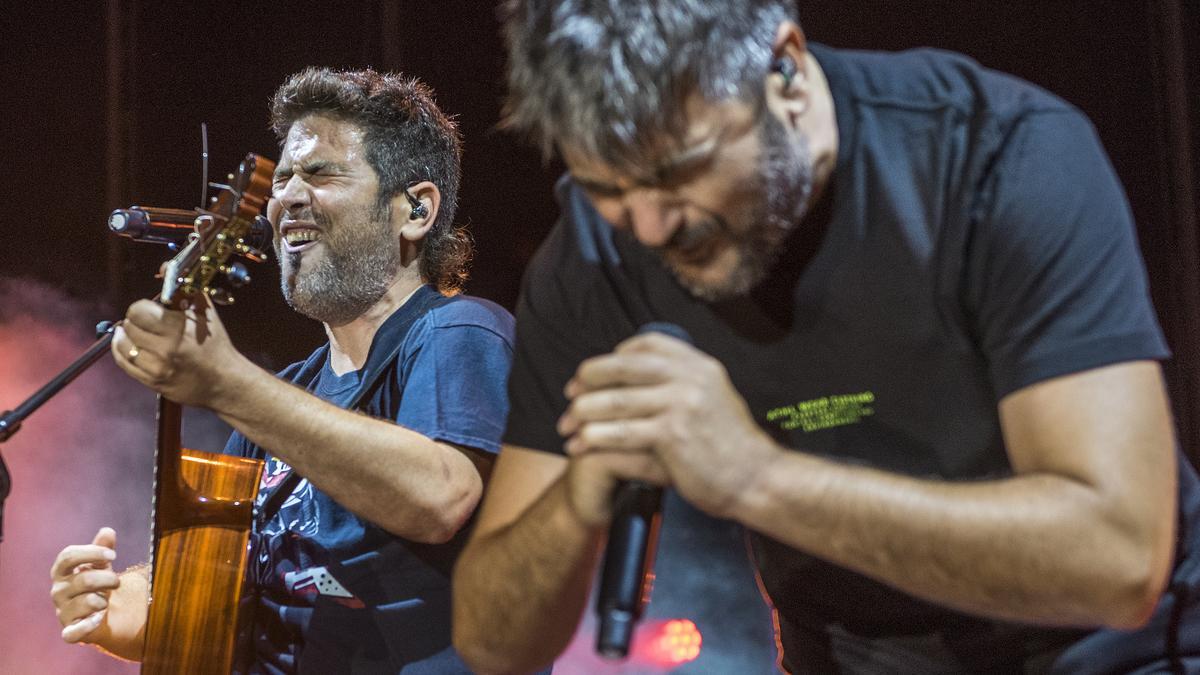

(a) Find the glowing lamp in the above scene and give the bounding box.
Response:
[641,618,702,667]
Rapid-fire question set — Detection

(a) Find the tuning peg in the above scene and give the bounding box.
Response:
[207,287,235,305]
[222,262,251,288]
[235,242,268,260]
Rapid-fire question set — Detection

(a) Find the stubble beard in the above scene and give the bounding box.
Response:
[276,201,401,326]
[671,111,815,302]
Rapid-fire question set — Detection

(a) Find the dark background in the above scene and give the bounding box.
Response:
[0,2,1197,672]
[1,0,1197,462]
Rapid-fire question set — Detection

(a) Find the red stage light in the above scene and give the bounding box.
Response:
[641,618,702,667]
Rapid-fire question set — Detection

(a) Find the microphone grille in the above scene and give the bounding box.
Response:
[107,211,130,233]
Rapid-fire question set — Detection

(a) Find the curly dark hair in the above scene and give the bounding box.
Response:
[270,67,471,294]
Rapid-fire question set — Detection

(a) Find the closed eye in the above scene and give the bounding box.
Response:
[575,177,625,199]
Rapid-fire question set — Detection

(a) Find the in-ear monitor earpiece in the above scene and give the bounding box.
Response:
[404,190,428,220]
[772,56,797,89]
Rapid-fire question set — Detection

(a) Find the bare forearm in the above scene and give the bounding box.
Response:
[454,478,602,674]
[734,451,1174,628]
[211,357,481,542]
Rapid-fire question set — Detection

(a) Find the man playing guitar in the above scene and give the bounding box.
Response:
[50,67,512,673]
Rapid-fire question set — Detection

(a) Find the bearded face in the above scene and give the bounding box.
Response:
[275,198,400,326]
[662,110,813,302]
[270,115,403,327]
[565,97,816,303]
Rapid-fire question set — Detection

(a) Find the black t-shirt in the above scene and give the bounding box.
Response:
[504,44,1200,672]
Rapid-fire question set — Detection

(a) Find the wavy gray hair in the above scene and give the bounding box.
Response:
[502,0,797,169]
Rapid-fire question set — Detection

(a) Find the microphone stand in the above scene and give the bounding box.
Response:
[0,321,117,547]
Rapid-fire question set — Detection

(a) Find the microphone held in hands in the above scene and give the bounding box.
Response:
[595,322,692,659]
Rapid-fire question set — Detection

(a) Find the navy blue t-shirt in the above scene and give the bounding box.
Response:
[224,285,515,674]
[503,44,1200,673]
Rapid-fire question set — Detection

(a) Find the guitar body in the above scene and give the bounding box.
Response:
[142,397,264,674]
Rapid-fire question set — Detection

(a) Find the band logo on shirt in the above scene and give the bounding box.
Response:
[765,391,876,433]
[284,566,365,609]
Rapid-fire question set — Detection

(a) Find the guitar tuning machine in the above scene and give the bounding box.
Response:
[207,287,235,305]
[221,262,251,288]
[235,242,267,259]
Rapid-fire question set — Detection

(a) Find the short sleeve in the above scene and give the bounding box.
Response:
[503,223,609,455]
[221,430,259,459]
[218,359,308,460]
[965,110,1169,398]
[395,315,515,454]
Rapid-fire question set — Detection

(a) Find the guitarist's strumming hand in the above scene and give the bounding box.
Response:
[51,527,117,643]
[111,294,255,410]
[50,527,149,659]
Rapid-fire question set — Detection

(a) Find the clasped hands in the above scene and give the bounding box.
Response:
[557,331,780,527]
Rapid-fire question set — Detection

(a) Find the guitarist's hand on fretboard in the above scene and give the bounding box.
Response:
[111,295,253,410]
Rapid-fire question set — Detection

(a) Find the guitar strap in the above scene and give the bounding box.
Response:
[254,286,448,526]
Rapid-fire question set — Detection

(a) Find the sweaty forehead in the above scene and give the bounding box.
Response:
[280,114,368,167]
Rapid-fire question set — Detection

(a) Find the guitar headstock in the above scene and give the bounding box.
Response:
[159,153,276,309]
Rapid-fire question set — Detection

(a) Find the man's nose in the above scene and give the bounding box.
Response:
[623,191,683,248]
[273,175,311,212]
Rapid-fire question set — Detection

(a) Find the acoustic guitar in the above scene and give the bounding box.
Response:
[135,153,273,674]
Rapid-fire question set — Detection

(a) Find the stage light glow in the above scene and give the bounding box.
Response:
[641,618,702,667]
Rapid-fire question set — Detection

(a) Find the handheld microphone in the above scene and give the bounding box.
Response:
[595,321,691,659]
[108,206,273,252]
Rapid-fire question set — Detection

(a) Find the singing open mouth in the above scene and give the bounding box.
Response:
[280,221,323,254]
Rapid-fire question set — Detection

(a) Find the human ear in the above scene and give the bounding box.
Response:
[394,180,441,242]
[765,21,810,125]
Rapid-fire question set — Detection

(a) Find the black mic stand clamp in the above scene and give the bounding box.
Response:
[0,443,10,546]
[0,321,117,544]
